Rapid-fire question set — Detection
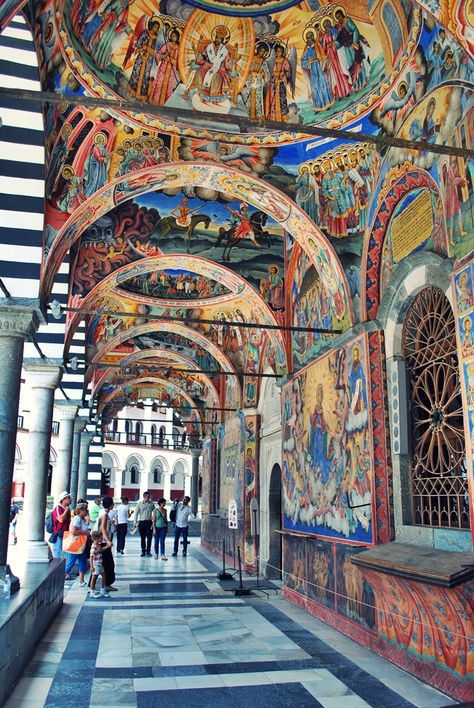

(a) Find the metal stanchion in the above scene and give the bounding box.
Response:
[234,546,252,596]
[217,538,234,580]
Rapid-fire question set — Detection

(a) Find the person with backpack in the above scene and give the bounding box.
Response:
[172,496,194,557]
[50,491,71,558]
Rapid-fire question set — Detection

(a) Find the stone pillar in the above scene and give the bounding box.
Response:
[139,465,150,498]
[0,301,42,575]
[114,468,123,500]
[163,472,171,501]
[51,402,79,503]
[190,449,201,515]
[22,359,63,562]
[77,432,94,502]
[70,417,87,505]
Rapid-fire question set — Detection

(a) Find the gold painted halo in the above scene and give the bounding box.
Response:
[298,163,310,175]
[94,132,107,145]
[332,5,346,19]
[167,25,181,41]
[320,15,334,29]
[62,164,74,179]
[303,26,317,42]
[148,15,161,30]
[211,24,231,44]
[320,158,334,174]
[397,80,408,96]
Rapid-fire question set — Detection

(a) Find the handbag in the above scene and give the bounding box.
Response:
[62,530,87,554]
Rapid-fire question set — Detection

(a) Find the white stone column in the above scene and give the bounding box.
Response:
[139,465,150,498]
[163,472,171,501]
[77,432,94,502]
[114,468,124,500]
[70,417,87,504]
[22,359,63,562]
[0,301,42,574]
[184,473,192,499]
[51,402,79,502]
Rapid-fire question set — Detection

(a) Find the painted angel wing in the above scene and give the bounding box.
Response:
[288,44,297,98]
[123,14,148,68]
[266,46,276,79]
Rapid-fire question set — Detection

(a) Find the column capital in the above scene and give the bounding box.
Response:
[74,416,88,434]
[23,358,63,390]
[190,448,202,458]
[54,401,80,421]
[0,300,44,340]
[80,431,95,446]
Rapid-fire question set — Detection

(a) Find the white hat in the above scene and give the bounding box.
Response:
[57,491,70,503]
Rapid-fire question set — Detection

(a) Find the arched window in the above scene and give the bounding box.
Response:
[159,425,165,447]
[153,464,163,485]
[402,287,468,528]
[130,465,138,485]
[135,421,143,437]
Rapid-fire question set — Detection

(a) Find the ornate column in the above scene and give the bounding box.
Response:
[77,431,94,502]
[0,301,42,578]
[22,359,63,562]
[163,471,171,501]
[190,449,201,515]
[51,402,80,502]
[70,417,87,505]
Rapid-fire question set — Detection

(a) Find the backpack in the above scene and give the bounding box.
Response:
[169,504,178,523]
[45,512,54,534]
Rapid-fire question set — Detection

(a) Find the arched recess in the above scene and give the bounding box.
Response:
[150,456,168,485]
[92,348,221,406]
[377,251,467,549]
[267,464,282,580]
[41,163,354,330]
[125,453,145,489]
[172,459,188,490]
[102,450,120,469]
[65,253,287,371]
[362,169,443,321]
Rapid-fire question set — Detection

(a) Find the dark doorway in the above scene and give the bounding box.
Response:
[267,463,282,580]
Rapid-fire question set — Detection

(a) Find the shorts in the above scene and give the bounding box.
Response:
[91,563,104,575]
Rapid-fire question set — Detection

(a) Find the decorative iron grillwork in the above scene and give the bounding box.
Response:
[402,286,468,529]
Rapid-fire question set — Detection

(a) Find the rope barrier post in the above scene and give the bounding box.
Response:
[234,546,252,596]
[217,537,234,580]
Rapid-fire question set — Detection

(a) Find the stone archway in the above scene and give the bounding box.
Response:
[267,463,282,580]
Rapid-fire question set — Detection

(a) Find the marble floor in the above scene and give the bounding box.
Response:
[5,536,457,708]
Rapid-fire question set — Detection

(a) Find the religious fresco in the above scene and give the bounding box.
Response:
[282,333,374,543]
[335,545,376,630]
[306,539,335,610]
[60,0,413,128]
[288,243,350,369]
[453,258,474,525]
[283,534,306,595]
[218,413,245,519]
[243,414,260,565]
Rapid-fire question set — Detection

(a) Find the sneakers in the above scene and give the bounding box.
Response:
[91,591,101,598]
[146,551,152,557]
[154,554,159,559]
[140,552,145,557]
[79,581,87,587]
[100,589,110,598]
[183,553,187,557]
[162,555,168,561]
[171,552,177,556]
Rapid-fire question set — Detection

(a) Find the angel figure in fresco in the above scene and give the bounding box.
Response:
[264,43,296,122]
[462,316,474,358]
[149,28,182,106]
[321,17,351,100]
[128,17,162,102]
[92,0,135,71]
[427,41,444,89]
[379,72,417,128]
[184,25,238,105]
[333,7,370,91]
[194,142,255,170]
[84,132,110,198]
[241,42,271,120]
[301,27,333,112]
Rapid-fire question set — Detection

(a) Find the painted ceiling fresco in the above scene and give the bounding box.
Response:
[11,0,471,427]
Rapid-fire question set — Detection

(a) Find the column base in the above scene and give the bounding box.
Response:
[23,540,53,563]
[0,564,20,594]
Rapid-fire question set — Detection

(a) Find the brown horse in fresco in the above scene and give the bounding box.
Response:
[148,214,211,253]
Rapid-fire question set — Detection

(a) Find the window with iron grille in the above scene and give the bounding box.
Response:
[402,286,469,529]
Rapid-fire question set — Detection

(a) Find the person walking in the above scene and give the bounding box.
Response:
[51,491,72,558]
[98,496,116,592]
[9,500,19,544]
[172,496,194,557]
[133,491,155,557]
[152,498,168,560]
[64,502,90,585]
[116,497,130,554]
[89,497,102,525]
